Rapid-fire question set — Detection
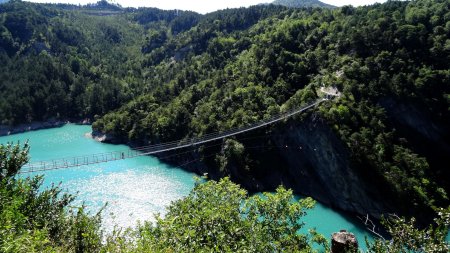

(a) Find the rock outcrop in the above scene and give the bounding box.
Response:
[90,130,122,144]
[0,119,92,137]
[380,97,450,192]
[267,115,390,218]
[0,119,67,137]
[156,112,391,219]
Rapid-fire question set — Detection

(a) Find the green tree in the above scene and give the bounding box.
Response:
[134,177,327,252]
[0,142,29,180]
[367,208,450,253]
[0,143,103,252]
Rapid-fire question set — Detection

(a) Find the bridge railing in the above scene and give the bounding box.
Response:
[20,98,330,173]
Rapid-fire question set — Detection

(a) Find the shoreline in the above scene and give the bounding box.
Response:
[0,118,91,137]
[10,123,386,238]
[84,131,115,142]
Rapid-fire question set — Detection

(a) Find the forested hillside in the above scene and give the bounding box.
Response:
[271,0,335,9]
[1,0,449,223]
[0,0,199,124]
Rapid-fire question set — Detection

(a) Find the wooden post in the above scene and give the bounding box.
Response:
[331,230,358,253]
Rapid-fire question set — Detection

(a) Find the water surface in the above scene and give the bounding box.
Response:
[1,124,196,230]
[0,124,374,249]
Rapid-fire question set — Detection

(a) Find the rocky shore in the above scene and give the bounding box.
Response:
[0,118,91,137]
[89,130,122,143]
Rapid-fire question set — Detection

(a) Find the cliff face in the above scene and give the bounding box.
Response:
[156,113,392,218]
[95,99,447,220]
[97,99,447,220]
[267,116,389,217]
[380,97,450,191]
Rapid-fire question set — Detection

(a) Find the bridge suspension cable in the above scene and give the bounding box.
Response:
[20,97,331,173]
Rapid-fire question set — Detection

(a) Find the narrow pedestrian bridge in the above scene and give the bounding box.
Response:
[21,90,340,173]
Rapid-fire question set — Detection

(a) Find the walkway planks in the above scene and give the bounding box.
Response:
[20,96,335,173]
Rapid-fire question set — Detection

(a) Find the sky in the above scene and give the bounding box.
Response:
[25,0,387,14]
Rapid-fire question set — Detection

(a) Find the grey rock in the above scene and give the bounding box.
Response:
[331,230,358,253]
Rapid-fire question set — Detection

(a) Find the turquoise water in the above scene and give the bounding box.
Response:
[0,124,374,249]
[299,196,373,250]
[0,124,196,231]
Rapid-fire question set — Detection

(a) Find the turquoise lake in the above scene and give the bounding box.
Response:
[0,124,375,249]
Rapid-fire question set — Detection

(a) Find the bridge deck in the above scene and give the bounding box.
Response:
[20,96,337,173]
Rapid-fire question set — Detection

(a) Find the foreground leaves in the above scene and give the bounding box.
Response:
[132,177,326,253]
[0,143,103,253]
[367,207,450,253]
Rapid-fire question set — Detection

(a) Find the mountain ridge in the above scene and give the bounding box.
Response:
[271,0,336,8]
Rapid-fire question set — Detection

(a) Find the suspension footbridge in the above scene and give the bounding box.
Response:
[20,90,339,173]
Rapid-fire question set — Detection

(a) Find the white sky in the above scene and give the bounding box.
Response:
[25,0,387,14]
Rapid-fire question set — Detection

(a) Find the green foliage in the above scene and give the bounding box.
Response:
[130,177,327,252]
[0,143,104,252]
[367,207,450,253]
[0,1,188,125]
[1,144,328,252]
[271,0,335,9]
[0,141,29,179]
[215,138,248,173]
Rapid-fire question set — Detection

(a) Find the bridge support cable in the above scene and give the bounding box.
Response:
[20,98,331,173]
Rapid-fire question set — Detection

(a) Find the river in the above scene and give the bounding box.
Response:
[0,124,375,249]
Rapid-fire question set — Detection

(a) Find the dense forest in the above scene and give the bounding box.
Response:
[0,0,449,242]
[0,0,200,124]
